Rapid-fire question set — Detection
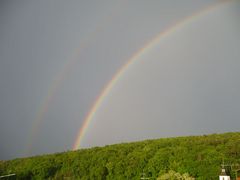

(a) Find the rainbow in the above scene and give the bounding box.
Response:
[25,1,127,155]
[72,0,232,150]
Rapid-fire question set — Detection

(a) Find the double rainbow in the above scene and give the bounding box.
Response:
[25,0,233,154]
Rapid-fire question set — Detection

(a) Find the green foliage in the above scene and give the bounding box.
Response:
[157,170,195,180]
[0,132,240,179]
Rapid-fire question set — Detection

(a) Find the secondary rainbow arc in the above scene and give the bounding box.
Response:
[25,1,128,155]
[72,0,232,150]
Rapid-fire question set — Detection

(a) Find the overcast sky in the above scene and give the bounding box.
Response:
[0,0,240,160]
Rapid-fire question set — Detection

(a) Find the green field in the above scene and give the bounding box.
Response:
[1,132,240,179]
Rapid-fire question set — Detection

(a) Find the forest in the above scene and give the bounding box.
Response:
[0,132,240,179]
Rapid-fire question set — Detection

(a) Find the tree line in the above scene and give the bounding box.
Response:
[0,132,239,179]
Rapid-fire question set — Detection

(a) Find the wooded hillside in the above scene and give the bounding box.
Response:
[0,132,239,179]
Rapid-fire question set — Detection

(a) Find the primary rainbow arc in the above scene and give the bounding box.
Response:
[72,0,231,150]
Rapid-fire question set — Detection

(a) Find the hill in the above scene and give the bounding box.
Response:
[0,132,240,179]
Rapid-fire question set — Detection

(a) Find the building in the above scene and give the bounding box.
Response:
[219,168,230,180]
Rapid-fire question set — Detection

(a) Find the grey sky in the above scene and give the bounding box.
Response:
[0,0,239,160]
